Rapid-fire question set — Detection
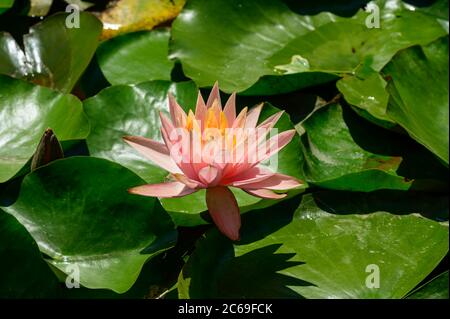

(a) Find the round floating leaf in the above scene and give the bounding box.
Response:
[97,29,175,86]
[0,75,90,183]
[3,157,177,293]
[170,0,333,93]
[383,36,449,164]
[85,80,198,185]
[0,12,102,92]
[298,102,448,191]
[170,0,446,93]
[0,210,61,298]
[406,271,449,299]
[179,192,449,298]
[335,2,448,124]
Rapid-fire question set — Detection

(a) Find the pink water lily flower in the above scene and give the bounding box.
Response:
[124,83,302,241]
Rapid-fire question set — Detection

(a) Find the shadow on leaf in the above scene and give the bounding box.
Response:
[216,244,312,298]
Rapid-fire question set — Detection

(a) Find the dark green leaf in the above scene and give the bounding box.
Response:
[85,80,198,185]
[171,0,446,93]
[0,75,89,183]
[97,29,175,85]
[0,0,13,15]
[0,12,102,92]
[3,157,177,293]
[406,271,449,299]
[384,36,449,163]
[299,103,448,191]
[179,191,449,298]
[0,210,61,298]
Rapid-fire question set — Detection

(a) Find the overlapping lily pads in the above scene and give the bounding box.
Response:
[97,29,174,85]
[0,75,90,183]
[383,36,449,164]
[406,271,449,299]
[178,192,449,298]
[3,157,177,293]
[170,0,447,94]
[298,102,448,191]
[0,12,102,92]
[0,210,61,298]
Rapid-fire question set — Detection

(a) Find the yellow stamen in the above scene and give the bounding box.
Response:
[206,108,218,129]
[219,111,228,134]
[186,109,196,131]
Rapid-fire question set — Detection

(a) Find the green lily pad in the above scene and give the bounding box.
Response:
[406,271,449,299]
[335,2,448,124]
[383,36,449,164]
[337,63,393,125]
[97,29,175,86]
[178,191,449,298]
[0,0,13,15]
[298,102,448,191]
[0,210,61,298]
[85,80,198,185]
[3,157,177,293]
[0,12,102,92]
[170,0,446,93]
[0,75,90,183]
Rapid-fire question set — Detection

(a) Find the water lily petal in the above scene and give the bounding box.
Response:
[243,188,287,199]
[159,112,176,137]
[238,173,302,190]
[123,135,181,174]
[172,173,204,188]
[129,181,196,198]
[195,91,207,127]
[223,92,237,124]
[245,103,263,128]
[232,107,248,129]
[257,110,284,130]
[258,129,296,163]
[206,186,241,241]
[225,166,273,186]
[199,165,221,186]
[168,93,187,127]
[206,81,221,108]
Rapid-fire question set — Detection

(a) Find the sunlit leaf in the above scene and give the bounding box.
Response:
[3,157,177,293]
[0,210,61,298]
[28,0,53,17]
[0,75,90,183]
[298,102,448,191]
[406,271,449,299]
[171,0,446,94]
[383,36,449,164]
[179,192,449,298]
[97,29,174,85]
[0,12,102,92]
[0,0,13,15]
